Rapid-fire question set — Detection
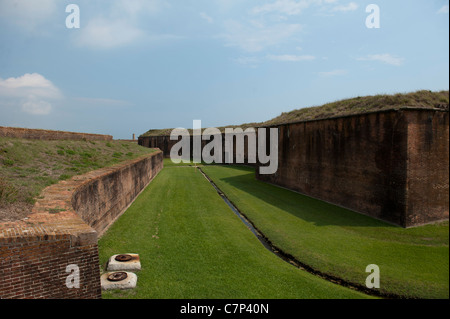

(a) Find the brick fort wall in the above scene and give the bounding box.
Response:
[256,108,448,227]
[0,150,163,299]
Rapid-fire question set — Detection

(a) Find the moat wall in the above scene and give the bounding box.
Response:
[0,151,163,299]
[256,108,448,227]
[140,108,449,227]
[139,133,257,165]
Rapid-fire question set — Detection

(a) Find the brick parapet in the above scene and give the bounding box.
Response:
[0,126,113,141]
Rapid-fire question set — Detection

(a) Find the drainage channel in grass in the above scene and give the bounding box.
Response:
[198,167,276,253]
[198,166,396,299]
[99,165,369,299]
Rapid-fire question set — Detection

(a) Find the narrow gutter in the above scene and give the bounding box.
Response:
[197,166,405,299]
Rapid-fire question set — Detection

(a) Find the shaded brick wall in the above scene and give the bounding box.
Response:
[0,151,163,299]
[404,110,449,227]
[72,151,164,236]
[256,108,448,227]
[139,135,179,158]
[139,133,257,165]
[0,126,112,141]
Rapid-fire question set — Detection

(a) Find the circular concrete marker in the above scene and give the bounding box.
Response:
[101,272,137,291]
[107,253,141,272]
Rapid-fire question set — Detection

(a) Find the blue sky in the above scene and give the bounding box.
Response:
[0,0,448,139]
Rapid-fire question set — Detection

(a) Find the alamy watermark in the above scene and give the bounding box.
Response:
[170,120,279,175]
[65,264,80,289]
[365,264,380,289]
[65,4,380,29]
[65,4,80,29]
[366,4,381,29]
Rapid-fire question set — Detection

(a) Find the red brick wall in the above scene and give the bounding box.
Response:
[139,135,178,158]
[0,208,100,299]
[139,133,257,165]
[0,126,112,141]
[0,151,163,299]
[256,110,409,226]
[256,109,448,227]
[0,236,100,299]
[404,110,449,227]
[72,151,164,236]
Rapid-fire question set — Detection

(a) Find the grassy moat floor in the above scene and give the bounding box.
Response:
[99,160,448,299]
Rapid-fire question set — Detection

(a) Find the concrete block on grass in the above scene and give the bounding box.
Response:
[107,253,141,272]
[101,272,137,291]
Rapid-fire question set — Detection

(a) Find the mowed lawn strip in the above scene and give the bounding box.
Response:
[201,165,449,299]
[98,166,369,299]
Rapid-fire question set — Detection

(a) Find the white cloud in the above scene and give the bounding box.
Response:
[220,0,355,53]
[234,56,262,67]
[0,73,63,115]
[0,73,62,99]
[220,20,303,52]
[251,0,350,16]
[234,53,315,67]
[200,12,214,23]
[437,5,449,14]
[0,0,57,31]
[214,0,242,12]
[357,54,405,66]
[76,18,145,49]
[22,99,53,115]
[318,69,348,77]
[74,0,171,50]
[252,0,312,16]
[110,0,165,18]
[332,2,358,12]
[267,54,316,62]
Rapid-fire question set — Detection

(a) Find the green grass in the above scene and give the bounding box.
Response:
[201,165,449,299]
[98,166,369,299]
[263,90,449,126]
[163,158,208,167]
[0,137,156,221]
[140,90,449,137]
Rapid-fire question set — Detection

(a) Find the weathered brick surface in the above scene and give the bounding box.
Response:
[139,135,180,158]
[139,133,258,165]
[72,151,164,236]
[256,108,448,227]
[0,126,112,141]
[0,150,163,299]
[404,111,449,227]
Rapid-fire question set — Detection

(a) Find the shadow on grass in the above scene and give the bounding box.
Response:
[211,165,398,229]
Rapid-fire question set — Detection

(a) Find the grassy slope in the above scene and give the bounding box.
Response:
[140,90,449,137]
[263,90,449,126]
[201,165,449,299]
[0,138,155,221]
[98,166,369,299]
